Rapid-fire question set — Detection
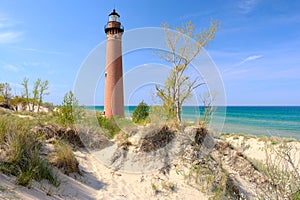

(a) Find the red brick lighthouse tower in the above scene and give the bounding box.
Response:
[104,9,124,118]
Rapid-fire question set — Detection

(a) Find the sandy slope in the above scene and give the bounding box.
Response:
[0,148,208,200]
[3,132,298,199]
[224,135,300,168]
[0,151,104,200]
[77,150,208,200]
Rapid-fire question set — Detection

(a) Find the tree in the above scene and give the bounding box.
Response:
[21,77,30,111]
[132,100,150,124]
[37,80,49,112]
[10,96,20,111]
[156,21,219,123]
[0,84,3,93]
[32,78,41,112]
[199,92,216,127]
[58,91,84,125]
[0,83,3,102]
[0,82,12,106]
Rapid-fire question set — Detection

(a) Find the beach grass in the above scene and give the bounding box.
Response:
[49,140,79,175]
[0,116,59,187]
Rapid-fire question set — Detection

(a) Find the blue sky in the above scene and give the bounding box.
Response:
[0,0,299,105]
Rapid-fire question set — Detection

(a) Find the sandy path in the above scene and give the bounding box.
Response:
[78,150,208,200]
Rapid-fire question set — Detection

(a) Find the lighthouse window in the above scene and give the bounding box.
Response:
[105,72,107,78]
[109,15,119,22]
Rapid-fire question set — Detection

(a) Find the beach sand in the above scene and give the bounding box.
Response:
[223,134,300,168]
[0,148,209,200]
[1,132,299,199]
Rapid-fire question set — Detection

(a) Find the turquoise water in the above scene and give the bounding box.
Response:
[86,106,300,139]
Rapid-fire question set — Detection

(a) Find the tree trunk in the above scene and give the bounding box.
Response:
[176,81,181,123]
[26,98,30,112]
[37,95,42,112]
[176,104,181,123]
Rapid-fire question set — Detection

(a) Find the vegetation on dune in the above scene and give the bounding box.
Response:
[132,100,150,124]
[21,77,31,110]
[252,140,300,199]
[23,78,50,112]
[96,114,132,139]
[56,90,84,126]
[155,21,219,123]
[0,83,12,107]
[0,89,85,188]
[198,92,216,127]
[0,78,52,112]
[0,117,59,187]
[221,134,300,199]
[49,140,79,175]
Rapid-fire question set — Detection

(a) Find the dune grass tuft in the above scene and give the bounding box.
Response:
[49,140,79,175]
[0,117,59,187]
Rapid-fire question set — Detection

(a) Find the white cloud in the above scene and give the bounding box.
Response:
[235,54,263,66]
[0,17,15,29]
[15,47,66,55]
[22,61,48,68]
[0,17,23,43]
[0,31,22,43]
[3,64,20,72]
[238,0,258,14]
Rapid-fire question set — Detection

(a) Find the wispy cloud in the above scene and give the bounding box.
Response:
[237,0,258,14]
[2,64,21,72]
[0,31,23,44]
[235,54,263,66]
[0,17,23,43]
[22,61,47,68]
[0,17,15,28]
[0,59,24,73]
[15,47,67,55]
[180,10,215,20]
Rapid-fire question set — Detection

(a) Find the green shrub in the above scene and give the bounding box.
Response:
[57,91,84,126]
[252,141,300,199]
[132,101,149,124]
[292,190,300,200]
[97,115,120,139]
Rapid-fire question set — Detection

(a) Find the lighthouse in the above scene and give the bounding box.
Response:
[104,9,124,118]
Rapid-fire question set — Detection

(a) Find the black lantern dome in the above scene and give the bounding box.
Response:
[105,9,124,34]
[109,9,120,22]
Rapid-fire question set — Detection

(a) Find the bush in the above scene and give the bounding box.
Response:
[132,101,149,124]
[292,190,300,200]
[253,141,300,199]
[97,115,120,139]
[57,91,84,126]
